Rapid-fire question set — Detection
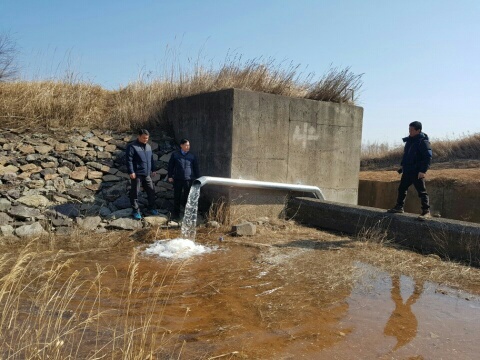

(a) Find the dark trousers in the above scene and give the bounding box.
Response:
[173,179,193,216]
[129,175,156,211]
[396,173,430,210]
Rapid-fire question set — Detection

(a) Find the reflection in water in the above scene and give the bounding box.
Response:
[384,275,424,350]
[317,263,480,359]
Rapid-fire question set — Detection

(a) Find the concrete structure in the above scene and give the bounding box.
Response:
[166,89,363,217]
[288,197,480,266]
[359,179,480,224]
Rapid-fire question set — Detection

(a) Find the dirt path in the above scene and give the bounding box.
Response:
[360,167,480,183]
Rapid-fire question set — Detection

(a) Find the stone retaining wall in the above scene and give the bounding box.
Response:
[0,128,180,238]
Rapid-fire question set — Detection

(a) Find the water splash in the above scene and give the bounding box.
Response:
[181,183,201,240]
[144,238,212,259]
[144,183,208,259]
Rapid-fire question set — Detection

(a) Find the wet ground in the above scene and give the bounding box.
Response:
[2,228,480,359]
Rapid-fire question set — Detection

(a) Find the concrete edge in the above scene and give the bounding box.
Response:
[287,197,480,266]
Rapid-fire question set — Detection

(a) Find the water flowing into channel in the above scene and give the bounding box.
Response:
[180,183,201,240]
[144,183,206,259]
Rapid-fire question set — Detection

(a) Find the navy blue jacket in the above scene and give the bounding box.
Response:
[125,140,155,176]
[168,151,200,181]
[401,132,432,174]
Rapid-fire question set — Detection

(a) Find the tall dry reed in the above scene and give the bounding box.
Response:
[0,56,363,131]
[0,242,187,359]
[361,133,480,170]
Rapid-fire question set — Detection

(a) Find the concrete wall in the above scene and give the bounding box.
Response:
[359,179,480,223]
[167,88,363,217]
[288,197,480,266]
[166,90,234,179]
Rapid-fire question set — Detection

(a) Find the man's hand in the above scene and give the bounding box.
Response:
[418,172,426,179]
[168,177,173,183]
[151,171,156,177]
[129,173,136,179]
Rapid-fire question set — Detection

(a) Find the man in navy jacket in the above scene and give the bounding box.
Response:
[388,121,432,220]
[168,138,200,220]
[125,129,158,219]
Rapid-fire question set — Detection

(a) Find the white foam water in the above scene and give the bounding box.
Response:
[144,238,212,259]
[144,183,210,259]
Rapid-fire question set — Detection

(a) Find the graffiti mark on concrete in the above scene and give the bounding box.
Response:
[293,123,319,149]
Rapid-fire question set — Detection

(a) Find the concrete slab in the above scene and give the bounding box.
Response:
[288,197,480,266]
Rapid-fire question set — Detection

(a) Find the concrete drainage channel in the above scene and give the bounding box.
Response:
[287,197,480,266]
[189,177,480,266]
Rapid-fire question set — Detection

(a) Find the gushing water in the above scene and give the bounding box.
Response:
[181,183,201,240]
[144,183,209,259]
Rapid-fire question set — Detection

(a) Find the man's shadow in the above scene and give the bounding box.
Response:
[384,275,424,351]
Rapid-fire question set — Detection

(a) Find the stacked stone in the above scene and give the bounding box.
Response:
[0,128,178,238]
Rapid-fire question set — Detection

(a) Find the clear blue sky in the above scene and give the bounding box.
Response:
[1,0,479,144]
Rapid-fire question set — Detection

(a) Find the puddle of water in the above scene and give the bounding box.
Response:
[3,241,480,359]
[317,262,480,359]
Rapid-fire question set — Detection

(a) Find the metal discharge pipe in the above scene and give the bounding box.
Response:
[193,176,325,200]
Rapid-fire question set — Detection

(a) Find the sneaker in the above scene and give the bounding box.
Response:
[387,206,404,213]
[149,209,159,216]
[417,210,432,221]
[132,211,142,220]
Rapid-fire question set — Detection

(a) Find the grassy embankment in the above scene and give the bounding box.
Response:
[0,59,362,132]
[361,133,480,171]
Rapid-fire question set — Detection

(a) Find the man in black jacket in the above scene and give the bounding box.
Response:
[125,129,158,219]
[167,138,200,220]
[387,121,433,220]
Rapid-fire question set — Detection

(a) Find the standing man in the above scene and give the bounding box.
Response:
[125,129,159,220]
[387,121,433,220]
[168,138,201,220]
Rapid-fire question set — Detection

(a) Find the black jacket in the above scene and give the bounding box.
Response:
[168,151,200,181]
[401,132,432,174]
[125,140,155,176]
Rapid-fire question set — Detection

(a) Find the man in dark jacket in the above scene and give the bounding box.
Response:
[167,138,200,220]
[125,129,158,219]
[388,121,433,219]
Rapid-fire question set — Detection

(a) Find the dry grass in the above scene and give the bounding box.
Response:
[0,233,189,359]
[206,197,232,228]
[0,56,363,131]
[0,81,110,130]
[353,240,480,294]
[361,133,480,170]
[305,66,363,103]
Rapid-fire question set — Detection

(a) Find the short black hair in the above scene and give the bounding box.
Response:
[409,121,422,131]
[180,138,189,145]
[138,129,150,136]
